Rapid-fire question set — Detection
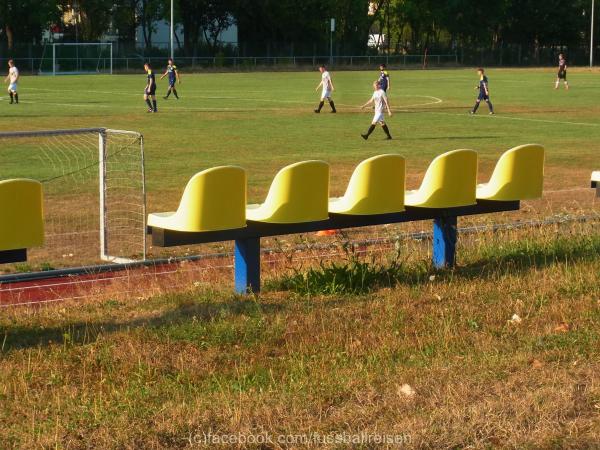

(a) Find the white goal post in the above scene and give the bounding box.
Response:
[42,42,113,76]
[0,128,146,268]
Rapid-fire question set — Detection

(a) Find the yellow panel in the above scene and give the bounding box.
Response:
[0,179,44,251]
[147,166,246,232]
[405,149,478,208]
[247,161,329,223]
[591,171,599,182]
[329,154,405,215]
[477,144,545,201]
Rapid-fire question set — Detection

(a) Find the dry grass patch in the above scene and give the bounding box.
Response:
[0,226,599,449]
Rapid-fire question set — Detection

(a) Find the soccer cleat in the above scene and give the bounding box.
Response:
[147,109,154,113]
[386,136,393,140]
[163,96,168,100]
[489,112,495,115]
[330,110,336,113]
[469,111,475,115]
[314,109,320,113]
[361,134,369,140]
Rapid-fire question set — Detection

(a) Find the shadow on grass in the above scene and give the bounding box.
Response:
[457,234,600,280]
[2,235,598,353]
[266,234,600,296]
[0,296,285,353]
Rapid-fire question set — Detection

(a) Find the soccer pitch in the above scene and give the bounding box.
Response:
[1,68,599,211]
[2,68,600,448]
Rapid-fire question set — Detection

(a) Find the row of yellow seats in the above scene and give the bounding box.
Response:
[148,144,545,233]
[0,179,45,252]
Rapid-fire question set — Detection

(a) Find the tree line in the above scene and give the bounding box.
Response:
[0,0,595,59]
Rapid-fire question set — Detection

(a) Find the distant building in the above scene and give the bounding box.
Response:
[136,20,238,50]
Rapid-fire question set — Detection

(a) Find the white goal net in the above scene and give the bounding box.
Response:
[39,43,113,75]
[0,128,146,270]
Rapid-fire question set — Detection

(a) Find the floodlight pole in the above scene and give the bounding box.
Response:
[170,0,174,60]
[330,18,335,67]
[591,0,596,67]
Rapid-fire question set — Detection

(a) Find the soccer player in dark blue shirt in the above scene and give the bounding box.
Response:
[470,68,494,115]
[160,58,181,99]
[143,63,157,113]
[378,64,390,92]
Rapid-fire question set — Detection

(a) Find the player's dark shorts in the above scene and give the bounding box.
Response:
[478,92,490,101]
[558,70,567,80]
[168,78,176,88]
[145,85,156,96]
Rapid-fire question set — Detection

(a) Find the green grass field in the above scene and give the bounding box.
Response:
[1,68,598,206]
[1,69,599,448]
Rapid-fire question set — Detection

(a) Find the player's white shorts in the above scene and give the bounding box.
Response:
[8,83,17,92]
[372,112,385,124]
[321,89,332,100]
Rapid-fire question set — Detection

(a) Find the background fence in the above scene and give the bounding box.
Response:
[1,40,598,74]
[0,54,460,75]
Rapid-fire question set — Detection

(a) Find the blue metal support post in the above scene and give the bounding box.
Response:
[234,238,261,294]
[432,217,457,268]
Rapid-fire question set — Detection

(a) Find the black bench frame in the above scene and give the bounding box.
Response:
[149,199,520,294]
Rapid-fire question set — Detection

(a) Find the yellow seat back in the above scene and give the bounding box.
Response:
[247,161,329,223]
[0,179,44,251]
[330,154,405,215]
[406,149,478,208]
[148,166,246,232]
[477,144,545,201]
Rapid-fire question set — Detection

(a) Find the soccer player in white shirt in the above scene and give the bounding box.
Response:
[4,59,19,104]
[360,81,393,140]
[314,65,337,113]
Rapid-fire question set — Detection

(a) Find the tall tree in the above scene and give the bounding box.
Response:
[178,0,235,55]
[0,0,60,49]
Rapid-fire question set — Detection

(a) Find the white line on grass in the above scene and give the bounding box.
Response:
[18,89,444,111]
[18,100,111,108]
[11,87,600,127]
[426,110,600,127]
[24,86,441,105]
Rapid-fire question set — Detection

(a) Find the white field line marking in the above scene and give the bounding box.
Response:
[12,89,599,127]
[19,88,444,111]
[17,100,111,108]
[24,86,441,105]
[544,187,595,193]
[427,110,600,127]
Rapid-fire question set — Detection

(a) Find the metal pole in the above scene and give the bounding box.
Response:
[170,0,174,60]
[329,31,333,66]
[98,131,108,261]
[329,18,335,67]
[591,0,596,67]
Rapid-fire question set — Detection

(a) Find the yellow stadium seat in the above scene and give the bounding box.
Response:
[477,144,545,201]
[329,154,405,215]
[0,179,44,251]
[247,161,329,223]
[405,149,478,208]
[147,166,246,232]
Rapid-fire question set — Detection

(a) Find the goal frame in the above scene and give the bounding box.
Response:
[0,127,146,263]
[50,42,113,76]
